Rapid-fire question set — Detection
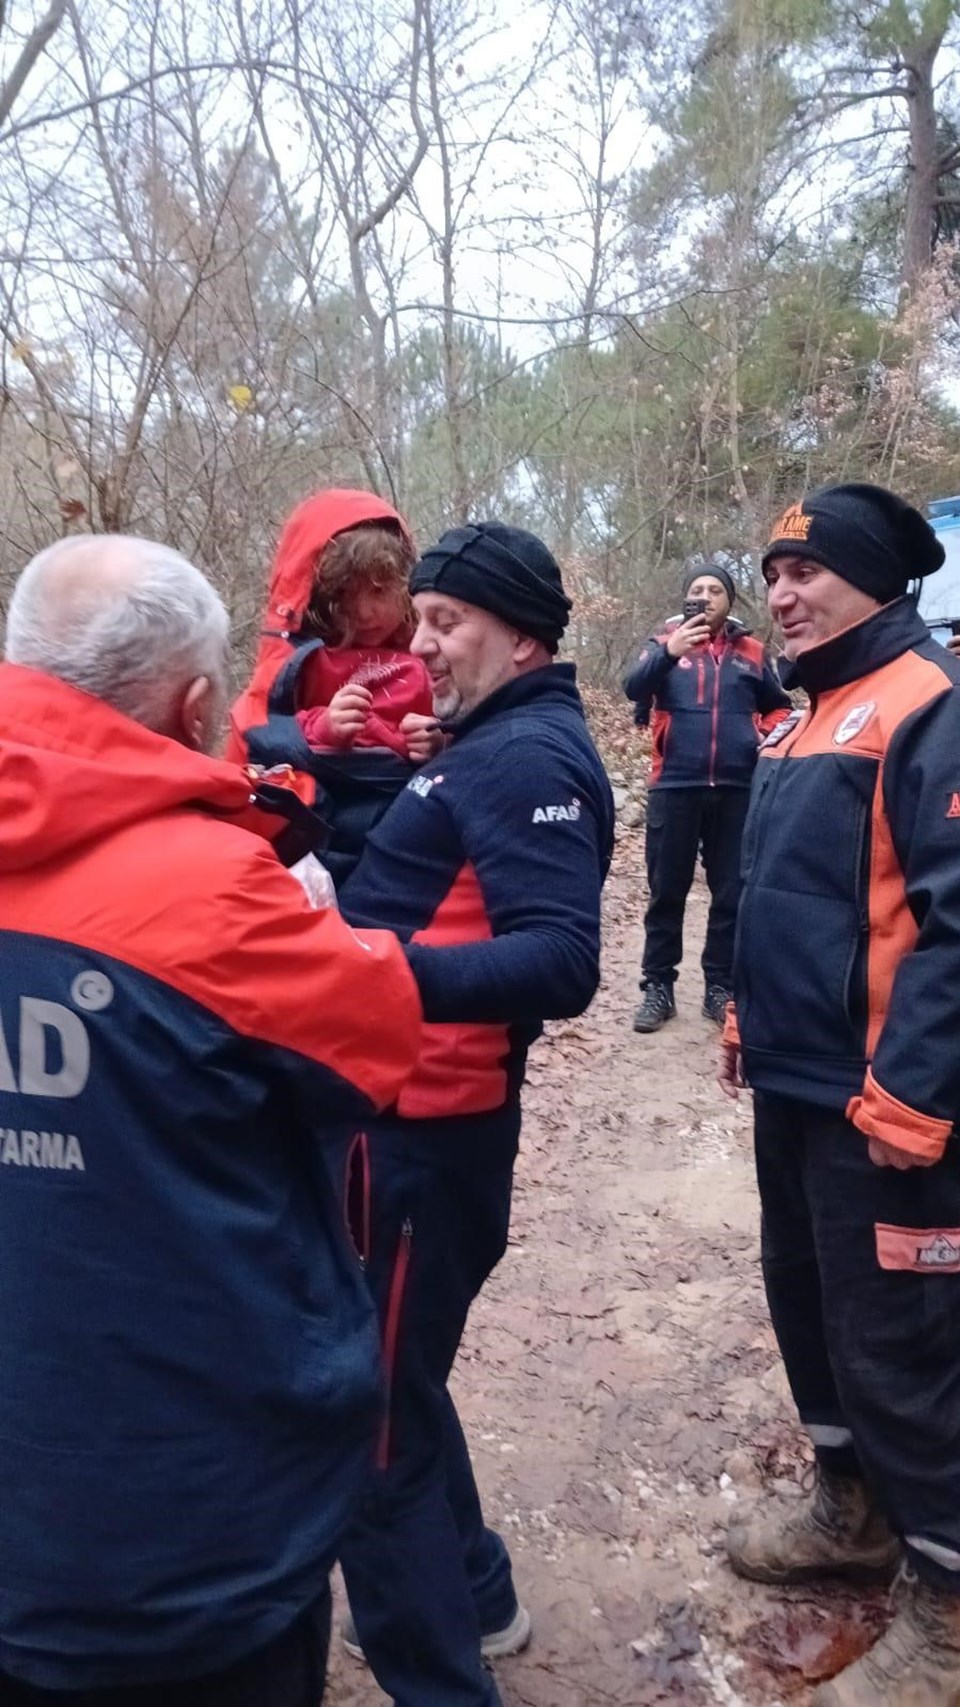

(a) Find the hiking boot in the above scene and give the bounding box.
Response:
[633,981,676,1033]
[341,1602,532,1664]
[811,1564,960,1705]
[727,1466,900,1586]
[702,984,733,1026]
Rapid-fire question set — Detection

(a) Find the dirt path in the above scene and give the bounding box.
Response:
[327,828,889,1707]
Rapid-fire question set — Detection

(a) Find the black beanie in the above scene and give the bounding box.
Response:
[762,482,944,601]
[410,523,572,653]
[682,560,736,607]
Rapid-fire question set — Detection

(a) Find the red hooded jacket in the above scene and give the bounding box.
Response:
[227,489,431,762]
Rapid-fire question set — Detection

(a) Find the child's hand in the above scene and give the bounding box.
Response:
[327,684,373,745]
[400,712,443,764]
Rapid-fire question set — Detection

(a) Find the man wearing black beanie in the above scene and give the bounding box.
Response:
[720,482,960,1705]
[332,522,614,1707]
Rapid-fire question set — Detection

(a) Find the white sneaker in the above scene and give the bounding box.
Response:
[480,1603,532,1658]
[341,1602,532,1663]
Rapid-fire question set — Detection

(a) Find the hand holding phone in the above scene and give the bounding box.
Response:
[667,600,712,658]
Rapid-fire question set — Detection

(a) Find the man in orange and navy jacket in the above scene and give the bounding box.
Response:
[333,523,615,1707]
[623,561,790,1032]
[0,534,421,1707]
[719,483,960,1707]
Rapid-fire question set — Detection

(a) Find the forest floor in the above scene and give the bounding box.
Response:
[326,824,891,1707]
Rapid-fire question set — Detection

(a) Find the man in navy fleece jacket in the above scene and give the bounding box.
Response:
[336,523,614,1707]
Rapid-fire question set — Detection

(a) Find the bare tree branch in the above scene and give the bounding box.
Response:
[0,0,67,134]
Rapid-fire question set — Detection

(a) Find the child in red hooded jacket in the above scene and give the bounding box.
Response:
[294,515,439,761]
[227,490,442,883]
[229,489,440,767]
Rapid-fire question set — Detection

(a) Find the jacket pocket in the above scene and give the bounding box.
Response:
[344,1131,371,1267]
[841,795,871,1034]
[376,1217,413,1471]
[737,755,875,1062]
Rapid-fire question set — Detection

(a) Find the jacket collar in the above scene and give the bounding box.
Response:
[781,597,928,696]
[447,662,583,741]
[0,663,257,874]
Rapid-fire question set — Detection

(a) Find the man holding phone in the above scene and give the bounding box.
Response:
[623,562,791,1032]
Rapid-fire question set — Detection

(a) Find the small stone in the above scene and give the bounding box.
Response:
[612,786,630,811]
[724,1449,762,1489]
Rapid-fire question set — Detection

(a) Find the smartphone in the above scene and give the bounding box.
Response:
[683,597,708,621]
[951,620,960,638]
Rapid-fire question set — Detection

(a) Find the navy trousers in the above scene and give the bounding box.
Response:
[338,1111,521,1707]
[642,784,749,988]
[755,1093,960,1592]
[0,1592,331,1706]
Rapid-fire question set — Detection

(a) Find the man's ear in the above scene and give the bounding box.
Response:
[513,633,539,665]
[178,675,213,751]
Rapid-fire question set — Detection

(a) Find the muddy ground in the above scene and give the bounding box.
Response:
[327,826,890,1707]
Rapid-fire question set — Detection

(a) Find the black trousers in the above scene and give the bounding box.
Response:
[641,785,749,988]
[755,1093,960,1593]
[0,1591,331,1707]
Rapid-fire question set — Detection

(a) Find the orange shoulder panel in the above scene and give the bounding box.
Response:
[790,647,949,761]
[4,815,421,1112]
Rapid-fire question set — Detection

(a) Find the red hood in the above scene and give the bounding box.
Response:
[265,488,412,630]
[0,664,257,873]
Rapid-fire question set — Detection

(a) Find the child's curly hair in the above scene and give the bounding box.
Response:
[302,521,416,645]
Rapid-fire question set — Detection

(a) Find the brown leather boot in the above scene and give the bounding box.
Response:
[727,1466,900,1585]
[811,1565,960,1705]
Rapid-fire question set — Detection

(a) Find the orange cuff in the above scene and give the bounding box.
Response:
[846,1068,951,1163]
[722,1002,741,1049]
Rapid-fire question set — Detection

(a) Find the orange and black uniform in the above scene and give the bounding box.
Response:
[0,663,421,1697]
[623,619,789,993]
[730,596,960,1592]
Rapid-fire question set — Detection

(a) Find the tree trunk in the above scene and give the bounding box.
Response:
[900,34,944,293]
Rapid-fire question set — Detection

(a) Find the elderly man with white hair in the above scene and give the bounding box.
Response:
[0,534,420,1707]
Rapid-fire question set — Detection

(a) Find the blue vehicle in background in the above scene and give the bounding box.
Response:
[916,496,960,645]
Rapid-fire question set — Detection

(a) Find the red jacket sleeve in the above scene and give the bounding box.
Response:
[296,706,337,750]
[167,840,422,1113]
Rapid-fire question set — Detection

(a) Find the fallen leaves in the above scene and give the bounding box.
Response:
[740,1594,889,1692]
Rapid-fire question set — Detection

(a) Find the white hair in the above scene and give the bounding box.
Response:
[5,535,230,732]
